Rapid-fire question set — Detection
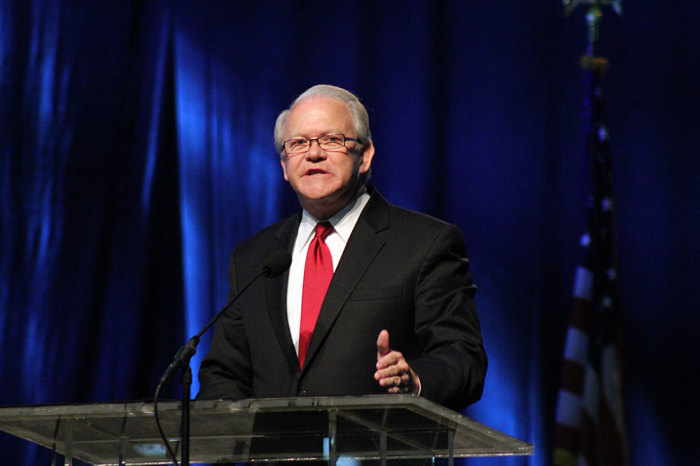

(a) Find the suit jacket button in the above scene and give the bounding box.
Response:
[300,390,308,396]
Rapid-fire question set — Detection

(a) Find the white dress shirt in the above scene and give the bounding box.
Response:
[286,191,371,355]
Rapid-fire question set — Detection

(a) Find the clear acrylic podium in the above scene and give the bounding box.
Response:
[0,395,533,465]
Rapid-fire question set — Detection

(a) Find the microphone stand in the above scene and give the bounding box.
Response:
[155,250,291,466]
[178,338,198,466]
[181,366,192,466]
[164,335,200,466]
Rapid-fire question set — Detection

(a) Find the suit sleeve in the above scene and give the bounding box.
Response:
[407,223,487,410]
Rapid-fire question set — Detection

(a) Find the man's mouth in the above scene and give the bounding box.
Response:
[305,169,328,176]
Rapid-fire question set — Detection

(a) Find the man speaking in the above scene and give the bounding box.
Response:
[197,84,487,411]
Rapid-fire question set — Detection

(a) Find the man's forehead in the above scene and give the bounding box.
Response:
[290,95,349,114]
[285,96,354,132]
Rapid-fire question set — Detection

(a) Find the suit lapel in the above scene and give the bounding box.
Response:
[302,189,391,371]
[266,213,302,372]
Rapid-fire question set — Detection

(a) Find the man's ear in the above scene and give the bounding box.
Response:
[359,143,375,174]
[280,158,289,181]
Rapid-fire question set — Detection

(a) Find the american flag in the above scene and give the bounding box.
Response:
[553,56,628,465]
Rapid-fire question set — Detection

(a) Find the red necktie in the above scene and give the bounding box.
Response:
[298,222,334,368]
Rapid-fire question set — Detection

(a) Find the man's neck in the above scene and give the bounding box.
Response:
[302,185,368,221]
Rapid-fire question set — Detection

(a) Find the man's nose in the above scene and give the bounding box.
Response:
[305,139,325,159]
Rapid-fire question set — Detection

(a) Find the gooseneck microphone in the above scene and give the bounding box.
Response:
[154,249,291,466]
[261,249,293,278]
[158,249,291,386]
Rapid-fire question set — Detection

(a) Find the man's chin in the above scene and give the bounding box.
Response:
[296,184,339,203]
[298,193,347,219]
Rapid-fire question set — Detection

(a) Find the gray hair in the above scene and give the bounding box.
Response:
[274,84,372,156]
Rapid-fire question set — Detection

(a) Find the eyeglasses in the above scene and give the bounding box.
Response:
[282,133,360,156]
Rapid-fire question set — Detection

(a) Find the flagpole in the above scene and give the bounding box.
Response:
[576,0,621,280]
[554,2,627,465]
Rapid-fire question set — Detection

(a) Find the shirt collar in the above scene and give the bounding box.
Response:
[297,189,371,251]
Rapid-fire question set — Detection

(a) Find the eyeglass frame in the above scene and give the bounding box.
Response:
[281,133,361,157]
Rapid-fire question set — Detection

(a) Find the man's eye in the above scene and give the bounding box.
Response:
[288,139,307,149]
[323,135,343,144]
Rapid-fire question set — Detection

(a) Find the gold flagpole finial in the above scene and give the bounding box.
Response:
[563,0,622,74]
[563,0,622,17]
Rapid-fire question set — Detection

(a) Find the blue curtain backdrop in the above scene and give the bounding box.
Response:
[1,1,698,465]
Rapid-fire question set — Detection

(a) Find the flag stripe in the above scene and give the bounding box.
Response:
[564,326,589,363]
[556,389,582,426]
[560,360,585,395]
[601,344,624,432]
[555,423,582,452]
[600,395,626,465]
[573,266,593,299]
[569,298,590,331]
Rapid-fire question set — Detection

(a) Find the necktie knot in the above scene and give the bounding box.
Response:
[315,222,333,241]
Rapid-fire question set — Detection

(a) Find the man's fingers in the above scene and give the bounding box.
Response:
[375,350,410,382]
[376,354,407,372]
[374,334,419,395]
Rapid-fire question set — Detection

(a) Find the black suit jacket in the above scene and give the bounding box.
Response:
[197,188,487,410]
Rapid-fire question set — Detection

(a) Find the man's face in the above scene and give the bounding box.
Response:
[280,96,374,219]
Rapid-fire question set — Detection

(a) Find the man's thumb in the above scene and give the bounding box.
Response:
[376,329,390,358]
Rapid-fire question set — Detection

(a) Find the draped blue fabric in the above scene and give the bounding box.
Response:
[1,1,698,465]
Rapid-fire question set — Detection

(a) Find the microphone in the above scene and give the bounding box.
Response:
[158,249,291,386]
[261,249,293,278]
